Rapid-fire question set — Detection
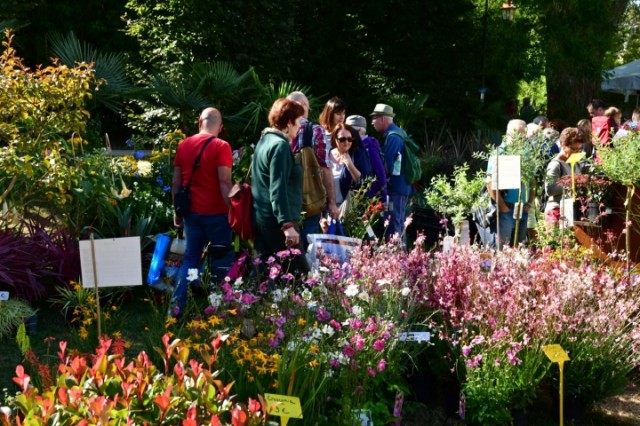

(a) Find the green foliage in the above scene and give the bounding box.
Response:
[0,299,36,340]
[424,163,486,223]
[597,132,640,186]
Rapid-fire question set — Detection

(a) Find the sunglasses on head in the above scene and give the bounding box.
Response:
[337,137,353,143]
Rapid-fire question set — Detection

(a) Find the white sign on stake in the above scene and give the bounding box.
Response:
[490,155,521,190]
[79,236,143,288]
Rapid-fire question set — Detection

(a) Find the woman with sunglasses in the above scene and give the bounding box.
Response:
[328,123,372,217]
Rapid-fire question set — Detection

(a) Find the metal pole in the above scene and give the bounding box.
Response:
[480,0,489,101]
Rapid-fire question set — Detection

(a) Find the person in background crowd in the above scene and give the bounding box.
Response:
[287,91,340,248]
[486,119,534,248]
[328,123,371,217]
[370,103,414,240]
[533,115,550,129]
[576,118,594,157]
[605,106,622,133]
[587,99,606,117]
[519,97,537,123]
[319,97,347,147]
[345,114,387,202]
[613,107,640,141]
[251,98,309,274]
[544,128,585,225]
[171,108,233,316]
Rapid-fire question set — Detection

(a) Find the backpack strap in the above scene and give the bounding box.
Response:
[185,135,216,190]
[302,121,314,149]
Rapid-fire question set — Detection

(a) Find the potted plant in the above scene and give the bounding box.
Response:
[424,163,486,243]
[0,298,37,340]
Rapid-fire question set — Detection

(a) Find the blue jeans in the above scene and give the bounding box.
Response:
[385,193,408,241]
[301,214,320,251]
[171,213,233,313]
[495,208,528,247]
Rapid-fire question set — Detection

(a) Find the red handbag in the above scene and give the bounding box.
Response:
[228,181,254,241]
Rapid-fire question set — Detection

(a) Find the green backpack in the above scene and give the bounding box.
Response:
[387,130,423,184]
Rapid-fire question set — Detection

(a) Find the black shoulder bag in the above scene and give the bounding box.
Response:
[174,136,215,217]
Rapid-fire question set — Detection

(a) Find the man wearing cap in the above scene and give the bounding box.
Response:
[370,103,414,239]
[346,115,387,202]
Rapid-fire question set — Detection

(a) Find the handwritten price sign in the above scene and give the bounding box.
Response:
[265,393,303,425]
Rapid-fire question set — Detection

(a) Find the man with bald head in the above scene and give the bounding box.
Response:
[170,107,233,315]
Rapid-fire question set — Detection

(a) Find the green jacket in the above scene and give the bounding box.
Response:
[251,129,303,227]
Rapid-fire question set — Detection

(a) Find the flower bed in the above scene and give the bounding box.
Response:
[3,236,640,425]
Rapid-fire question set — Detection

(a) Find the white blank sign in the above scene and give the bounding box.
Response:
[490,155,521,190]
[80,237,143,288]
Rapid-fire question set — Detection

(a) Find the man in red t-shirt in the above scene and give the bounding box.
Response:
[170,108,233,315]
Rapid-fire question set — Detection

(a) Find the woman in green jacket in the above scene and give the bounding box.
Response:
[252,98,309,274]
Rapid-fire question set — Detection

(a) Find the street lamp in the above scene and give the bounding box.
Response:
[479,0,517,101]
[501,1,517,21]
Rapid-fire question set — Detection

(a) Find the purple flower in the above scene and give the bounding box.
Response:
[276,250,290,259]
[377,359,387,372]
[316,307,331,322]
[367,367,376,377]
[240,293,259,305]
[462,345,471,357]
[204,306,216,316]
[329,359,340,368]
[373,340,385,351]
[329,320,342,330]
[171,305,181,317]
[282,273,295,281]
[135,150,145,159]
[268,265,281,279]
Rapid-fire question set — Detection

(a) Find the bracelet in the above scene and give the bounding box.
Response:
[281,222,295,231]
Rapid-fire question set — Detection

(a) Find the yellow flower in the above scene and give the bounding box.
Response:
[165,317,177,328]
[208,315,222,327]
[308,359,319,368]
[79,326,88,340]
[272,380,279,389]
[297,317,307,326]
[309,345,320,354]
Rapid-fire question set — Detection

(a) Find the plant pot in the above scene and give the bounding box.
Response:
[24,314,38,334]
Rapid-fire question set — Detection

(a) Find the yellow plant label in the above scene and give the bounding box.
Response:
[542,344,570,363]
[265,393,303,419]
[566,152,586,165]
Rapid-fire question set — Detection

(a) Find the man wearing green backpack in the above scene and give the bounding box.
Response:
[370,103,417,240]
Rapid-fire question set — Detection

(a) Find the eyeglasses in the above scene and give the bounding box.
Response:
[337,137,353,143]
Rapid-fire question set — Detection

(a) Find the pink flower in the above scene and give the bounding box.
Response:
[343,345,356,357]
[373,340,385,351]
[462,345,471,357]
[367,367,376,377]
[377,359,387,372]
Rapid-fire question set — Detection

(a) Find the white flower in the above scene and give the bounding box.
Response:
[301,289,313,301]
[376,279,392,287]
[208,293,223,307]
[187,268,199,282]
[272,289,285,303]
[307,300,318,309]
[357,291,370,303]
[345,284,359,297]
[352,305,364,317]
[137,160,153,176]
[322,324,335,336]
[401,287,411,297]
[234,277,243,287]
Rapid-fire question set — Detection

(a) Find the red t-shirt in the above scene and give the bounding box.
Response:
[174,133,232,215]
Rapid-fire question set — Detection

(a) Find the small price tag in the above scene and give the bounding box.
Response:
[0,292,9,301]
[542,344,570,363]
[366,225,375,239]
[265,393,303,419]
[399,331,431,343]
